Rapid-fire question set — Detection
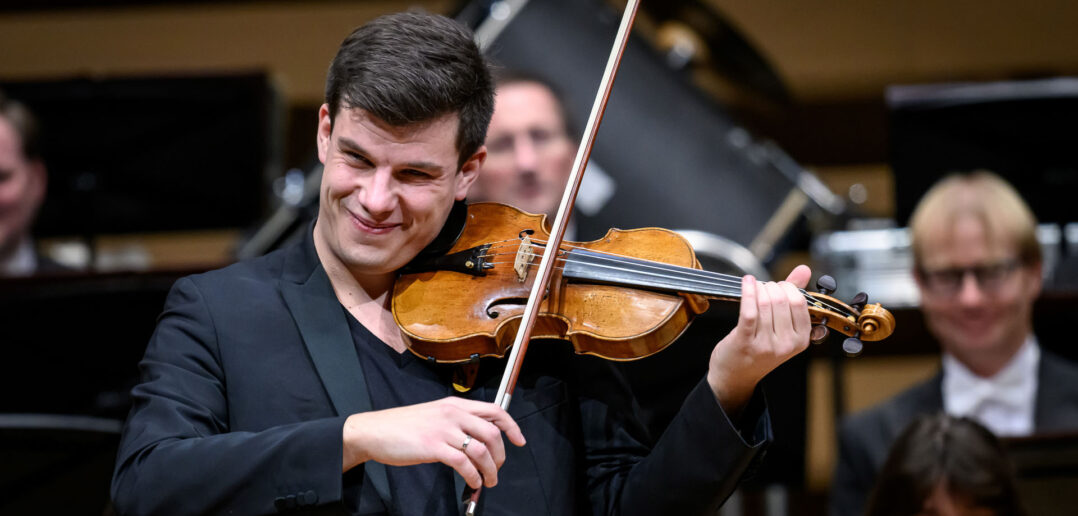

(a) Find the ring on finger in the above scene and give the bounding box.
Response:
[461,435,472,452]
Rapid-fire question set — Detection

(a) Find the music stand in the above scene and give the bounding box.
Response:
[1003,432,1078,516]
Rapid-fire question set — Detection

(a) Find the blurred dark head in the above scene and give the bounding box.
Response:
[865,413,1026,516]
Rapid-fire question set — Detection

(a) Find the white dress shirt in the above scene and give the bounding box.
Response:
[942,336,1039,436]
[1,237,36,277]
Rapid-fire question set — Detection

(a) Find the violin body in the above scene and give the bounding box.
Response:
[393,202,711,363]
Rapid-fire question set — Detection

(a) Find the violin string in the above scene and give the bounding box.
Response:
[555,244,748,286]
[485,253,741,293]
[510,253,848,313]
[500,236,745,280]
[497,240,804,308]
[480,248,738,289]
[485,244,855,317]
[485,245,850,311]
[479,260,744,298]
[513,242,854,317]
[473,239,856,318]
[481,251,854,318]
[486,238,846,309]
[480,243,745,288]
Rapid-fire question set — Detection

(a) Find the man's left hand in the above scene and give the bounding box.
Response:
[706,265,812,417]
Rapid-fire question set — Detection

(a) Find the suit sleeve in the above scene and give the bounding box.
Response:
[111,277,349,516]
[830,416,876,516]
[579,359,770,516]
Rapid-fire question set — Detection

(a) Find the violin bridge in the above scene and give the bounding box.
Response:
[514,235,535,282]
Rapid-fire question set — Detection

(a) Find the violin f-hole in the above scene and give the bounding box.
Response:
[485,297,528,319]
[485,288,553,319]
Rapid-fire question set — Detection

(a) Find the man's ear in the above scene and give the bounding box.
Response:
[316,104,332,165]
[456,145,486,201]
[28,160,46,208]
[911,262,936,303]
[1027,260,1044,298]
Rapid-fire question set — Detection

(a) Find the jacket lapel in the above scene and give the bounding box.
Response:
[1034,350,1078,431]
[281,267,372,415]
[279,233,394,510]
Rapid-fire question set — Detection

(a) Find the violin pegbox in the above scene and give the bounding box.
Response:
[805,275,896,357]
[809,275,837,344]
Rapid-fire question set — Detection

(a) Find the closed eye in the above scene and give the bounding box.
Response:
[344,151,374,168]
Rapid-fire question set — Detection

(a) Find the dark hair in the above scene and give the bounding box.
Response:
[324,11,493,169]
[865,414,1027,516]
[491,68,578,140]
[0,89,42,160]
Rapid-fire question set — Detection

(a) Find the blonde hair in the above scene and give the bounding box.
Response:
[909,170,1040,268]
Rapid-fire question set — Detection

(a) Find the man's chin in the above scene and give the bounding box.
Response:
[345,243,431,274]
[0,229,21,258]
[945,331,1004,354]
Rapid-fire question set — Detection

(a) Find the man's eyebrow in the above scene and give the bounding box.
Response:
[337,136,446,173]
[337,137,369,156]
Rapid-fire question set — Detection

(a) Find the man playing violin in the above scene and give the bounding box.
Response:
[112,11,814,516]
[831,171,1078,516]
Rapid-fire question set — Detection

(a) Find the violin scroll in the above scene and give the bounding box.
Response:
[805,277,895,356]
[856,303,895,341]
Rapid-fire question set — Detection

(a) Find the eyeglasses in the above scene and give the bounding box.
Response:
[918,260,1021,296]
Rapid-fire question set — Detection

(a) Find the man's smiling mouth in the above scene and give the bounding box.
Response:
[348,210,400,235]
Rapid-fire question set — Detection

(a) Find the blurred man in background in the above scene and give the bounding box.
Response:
[469,72,575,224]
[0,89,51,277]
[831,170,1078,516]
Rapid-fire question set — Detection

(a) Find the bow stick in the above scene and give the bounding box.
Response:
[464,0,642,513]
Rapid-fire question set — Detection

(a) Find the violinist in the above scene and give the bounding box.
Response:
[112,11,814,516]
[831,171,1078,516]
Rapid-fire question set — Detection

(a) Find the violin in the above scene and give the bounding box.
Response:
[392,201,895,363]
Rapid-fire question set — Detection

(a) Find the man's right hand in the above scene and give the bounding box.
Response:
[342,397,526,489]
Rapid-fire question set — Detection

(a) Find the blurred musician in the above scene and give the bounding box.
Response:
[831,171,1078,516]
[0,90,56,276]
[469,71,577,231]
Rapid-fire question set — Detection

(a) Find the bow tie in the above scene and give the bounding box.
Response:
[946,370,1029,416]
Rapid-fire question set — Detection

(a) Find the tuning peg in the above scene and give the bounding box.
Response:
[850,292,869,312]
[843,336,864,356]
[810,324,830,344]
[816,275,837,295]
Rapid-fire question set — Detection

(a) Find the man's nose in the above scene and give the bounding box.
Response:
[956,271,986,305]
[513,137,539,172]
[360,168,399,217]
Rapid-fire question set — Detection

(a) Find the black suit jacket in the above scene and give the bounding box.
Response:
[111,231,771,516]
[830,350,1078,516]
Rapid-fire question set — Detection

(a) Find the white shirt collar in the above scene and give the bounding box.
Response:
[1,237,37,277]
[942,335,1039,436]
